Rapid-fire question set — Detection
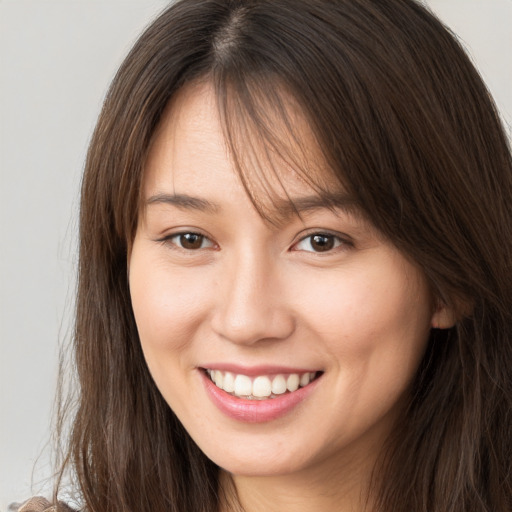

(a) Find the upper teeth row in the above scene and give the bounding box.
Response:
[207,369,317,398]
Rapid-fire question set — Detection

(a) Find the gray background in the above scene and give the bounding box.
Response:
[1,0,511,508]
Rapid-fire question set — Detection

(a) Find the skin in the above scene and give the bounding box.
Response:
[129,82,455,511]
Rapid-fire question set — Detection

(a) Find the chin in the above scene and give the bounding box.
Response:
[196,434,318,478]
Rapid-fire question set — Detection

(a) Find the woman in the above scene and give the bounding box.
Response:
[16,0,512,510]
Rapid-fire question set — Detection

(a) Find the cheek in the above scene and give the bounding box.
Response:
[296,268,430,341]
[293,263,432,437]
[128,247,215,415]
[289,258,433,395]
[129,251,212,355]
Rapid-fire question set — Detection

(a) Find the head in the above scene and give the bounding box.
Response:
[65,1,512,511]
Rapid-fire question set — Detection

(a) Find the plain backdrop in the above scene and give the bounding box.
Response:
[1,0,511,508]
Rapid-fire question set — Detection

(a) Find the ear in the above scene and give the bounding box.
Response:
[431,302,457,329]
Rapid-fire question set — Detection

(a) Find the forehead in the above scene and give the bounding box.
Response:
[143,80,358,222]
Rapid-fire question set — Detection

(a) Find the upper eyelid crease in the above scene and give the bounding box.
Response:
[294,232,351,247]
[157,232,216,251]
[157,230,211,241]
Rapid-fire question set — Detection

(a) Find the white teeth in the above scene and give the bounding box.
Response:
[286,373,300,392]
[207,369,318,398]
[213,370,223,388]
[253,376,272,397]
[272,374,287,395]
[300,373,311,387]
[223,371,235,393]
[234,374,252,396]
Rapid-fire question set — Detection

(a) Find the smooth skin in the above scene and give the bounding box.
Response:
[129,82,455,512]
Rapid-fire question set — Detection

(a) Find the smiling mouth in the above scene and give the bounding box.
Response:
[204,369,322,400]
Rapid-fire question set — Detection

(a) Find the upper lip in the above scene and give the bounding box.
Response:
[199,364,321,376]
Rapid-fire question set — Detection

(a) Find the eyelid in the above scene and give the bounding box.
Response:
[156,229,217,250]
[291,230,353,253]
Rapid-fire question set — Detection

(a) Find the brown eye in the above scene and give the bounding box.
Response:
[310,235,335,252]
[293,233,346,253]
[165,232,214,250]
[179,233,206,249]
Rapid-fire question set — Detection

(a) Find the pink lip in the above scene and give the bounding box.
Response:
[200,369,321,423]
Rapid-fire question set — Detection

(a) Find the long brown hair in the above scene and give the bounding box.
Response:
[56,0,512,510]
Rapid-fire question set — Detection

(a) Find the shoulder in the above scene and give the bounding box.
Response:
[8,497,76,512]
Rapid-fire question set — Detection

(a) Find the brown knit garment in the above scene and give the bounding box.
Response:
[8,497,75,512]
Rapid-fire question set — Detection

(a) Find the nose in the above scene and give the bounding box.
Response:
[210,250,296,346]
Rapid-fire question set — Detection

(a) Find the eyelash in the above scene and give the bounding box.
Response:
[292,231,352,253]
[158,230,352,254]
[158,232,216,251]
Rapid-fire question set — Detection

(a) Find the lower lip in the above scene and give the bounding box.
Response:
[201,371,321,423]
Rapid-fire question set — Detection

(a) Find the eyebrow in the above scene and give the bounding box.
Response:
[145,191,361,218]
[274,193,360,217]
[146,193,220,213]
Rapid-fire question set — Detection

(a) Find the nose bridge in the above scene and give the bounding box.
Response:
[211,246,294,345]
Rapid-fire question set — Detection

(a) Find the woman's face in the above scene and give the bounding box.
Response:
[129,82,442,480]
